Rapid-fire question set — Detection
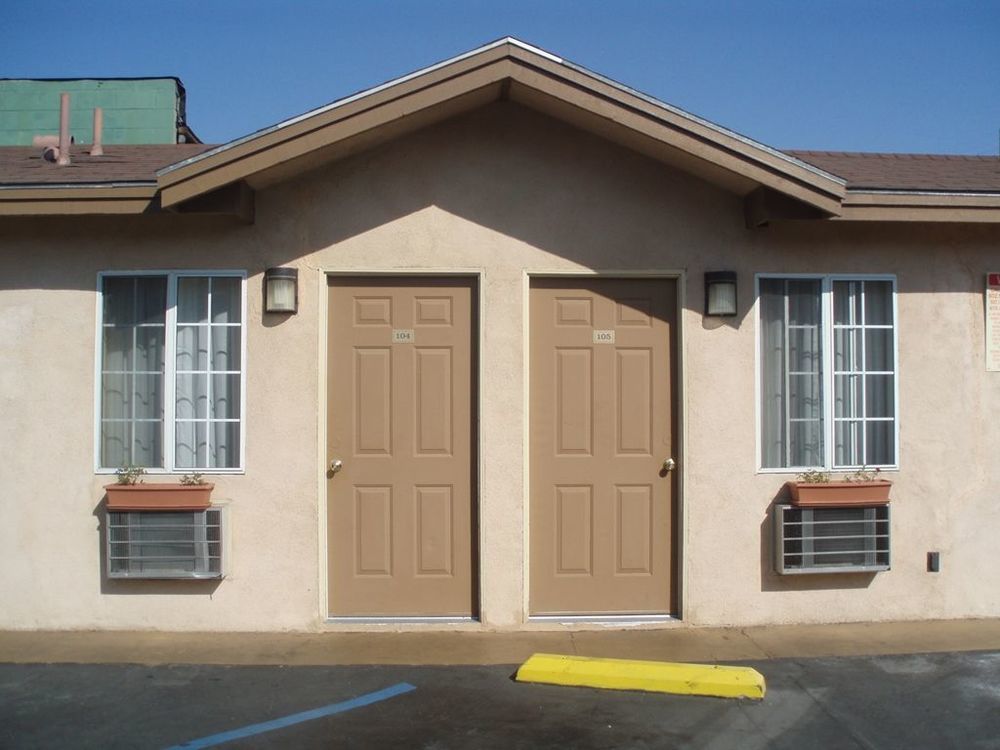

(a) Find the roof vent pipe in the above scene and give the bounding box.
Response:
[90,107,104,156]
[33,135,72,148]
[56,92,71,166]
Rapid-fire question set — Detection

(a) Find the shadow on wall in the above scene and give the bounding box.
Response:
[0,104,741,312]
[700,307,744,332]
[230,101,1000,316]
[270,106,743,266]
[758,484,876,593]
[93,500,223,597]
[2,102,999,315]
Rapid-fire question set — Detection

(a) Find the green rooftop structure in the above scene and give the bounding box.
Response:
[0,78,199,145]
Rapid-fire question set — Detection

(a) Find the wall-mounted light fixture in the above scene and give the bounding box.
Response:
[264,267,298,313]
[704,271,737,316]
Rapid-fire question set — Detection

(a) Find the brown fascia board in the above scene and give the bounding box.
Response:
[156,44,514,205]
[504,68,842,215]
[836,191,1000,222]
[0,181,260,218]
[156,39,847,214]
[159,64,511,207]
[0,184,158,215]
[502,46,844,212]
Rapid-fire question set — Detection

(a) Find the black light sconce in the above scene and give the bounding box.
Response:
[704,271,737,316]
[264,267,298,313]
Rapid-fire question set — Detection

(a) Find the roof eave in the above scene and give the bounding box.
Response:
[154,38,846,214]
[0,183,158,215]
[835,190,1000,222]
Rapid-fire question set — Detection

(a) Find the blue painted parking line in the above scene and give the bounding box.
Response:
[166,681,417,749]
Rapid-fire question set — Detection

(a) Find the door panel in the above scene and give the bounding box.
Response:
[327,277,476,617]
[530,278,677,615]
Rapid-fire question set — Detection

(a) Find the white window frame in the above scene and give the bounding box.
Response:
[94,270,248,474]
[755,273,899,474]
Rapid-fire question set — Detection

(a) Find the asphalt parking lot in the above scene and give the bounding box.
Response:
[2,651,999,749]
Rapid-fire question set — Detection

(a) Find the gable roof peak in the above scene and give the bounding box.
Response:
[157,39,846,212]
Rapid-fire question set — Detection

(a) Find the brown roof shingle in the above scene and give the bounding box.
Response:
[786,150,1000,193]
[0,144,214,186]
[1,143,998,195]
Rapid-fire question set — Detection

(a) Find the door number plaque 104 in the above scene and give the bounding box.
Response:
[392,329,415,343]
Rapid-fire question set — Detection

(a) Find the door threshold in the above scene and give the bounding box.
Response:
[528,614,677,626]
[326,616,479,625]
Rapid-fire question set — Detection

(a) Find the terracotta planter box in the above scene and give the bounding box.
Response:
[787,480,891,507]
[104,483,214,511]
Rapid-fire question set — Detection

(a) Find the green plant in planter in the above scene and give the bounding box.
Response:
[180,473,208,486]
[797,468,830,483]
[845,466,882,482]
[114,464,146,485]
[797,467,883,483]
[790,466,890,507]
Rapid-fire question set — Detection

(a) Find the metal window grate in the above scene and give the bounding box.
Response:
[774,504,890,574]
[107,507,225,579]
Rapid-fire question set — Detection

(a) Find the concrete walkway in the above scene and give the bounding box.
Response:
[2,619,998,666]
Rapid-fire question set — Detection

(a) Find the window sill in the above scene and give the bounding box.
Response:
[95,468,246,476]
[757,467,899,476]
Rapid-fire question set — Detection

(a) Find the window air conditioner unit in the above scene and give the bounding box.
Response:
[107,506,228,580]
[774,504,889,575]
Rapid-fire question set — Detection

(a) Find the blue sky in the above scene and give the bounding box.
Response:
[3,1,998,154]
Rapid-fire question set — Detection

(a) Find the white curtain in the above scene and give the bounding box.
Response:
[833,280,894,466]
[760,279,823,468]
[175,277,241,469]
[100,276,166,468]
[759,280,787,468]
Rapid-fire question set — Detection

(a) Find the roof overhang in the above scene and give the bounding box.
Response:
[0,184,158,215]
[155,38,847,216]
[838,191,1000,222]
[3,39,998,223]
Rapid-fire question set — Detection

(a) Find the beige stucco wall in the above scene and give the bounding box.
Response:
[2,103,999,631]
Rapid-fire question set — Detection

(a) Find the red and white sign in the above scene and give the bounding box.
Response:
[987,274,1000,371]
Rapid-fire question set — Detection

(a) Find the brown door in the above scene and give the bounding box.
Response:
[327,277,477,617]
[530,278,677,615]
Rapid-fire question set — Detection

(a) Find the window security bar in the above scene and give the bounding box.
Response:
[782,534,889,544]
[107,507,226,580]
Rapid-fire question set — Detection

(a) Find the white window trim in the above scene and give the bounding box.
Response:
[754,273,899,474]
[94,270,248,475]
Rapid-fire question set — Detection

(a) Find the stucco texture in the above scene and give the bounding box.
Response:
[2,103,999,631]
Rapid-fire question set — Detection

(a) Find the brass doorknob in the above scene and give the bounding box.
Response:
[330,459,343,474]
[662,458,676,472]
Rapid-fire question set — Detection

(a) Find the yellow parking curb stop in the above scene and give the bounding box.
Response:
[515,653,765,700]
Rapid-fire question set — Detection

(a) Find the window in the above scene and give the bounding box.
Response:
[758,276,896,470]
[98,272,245,471]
